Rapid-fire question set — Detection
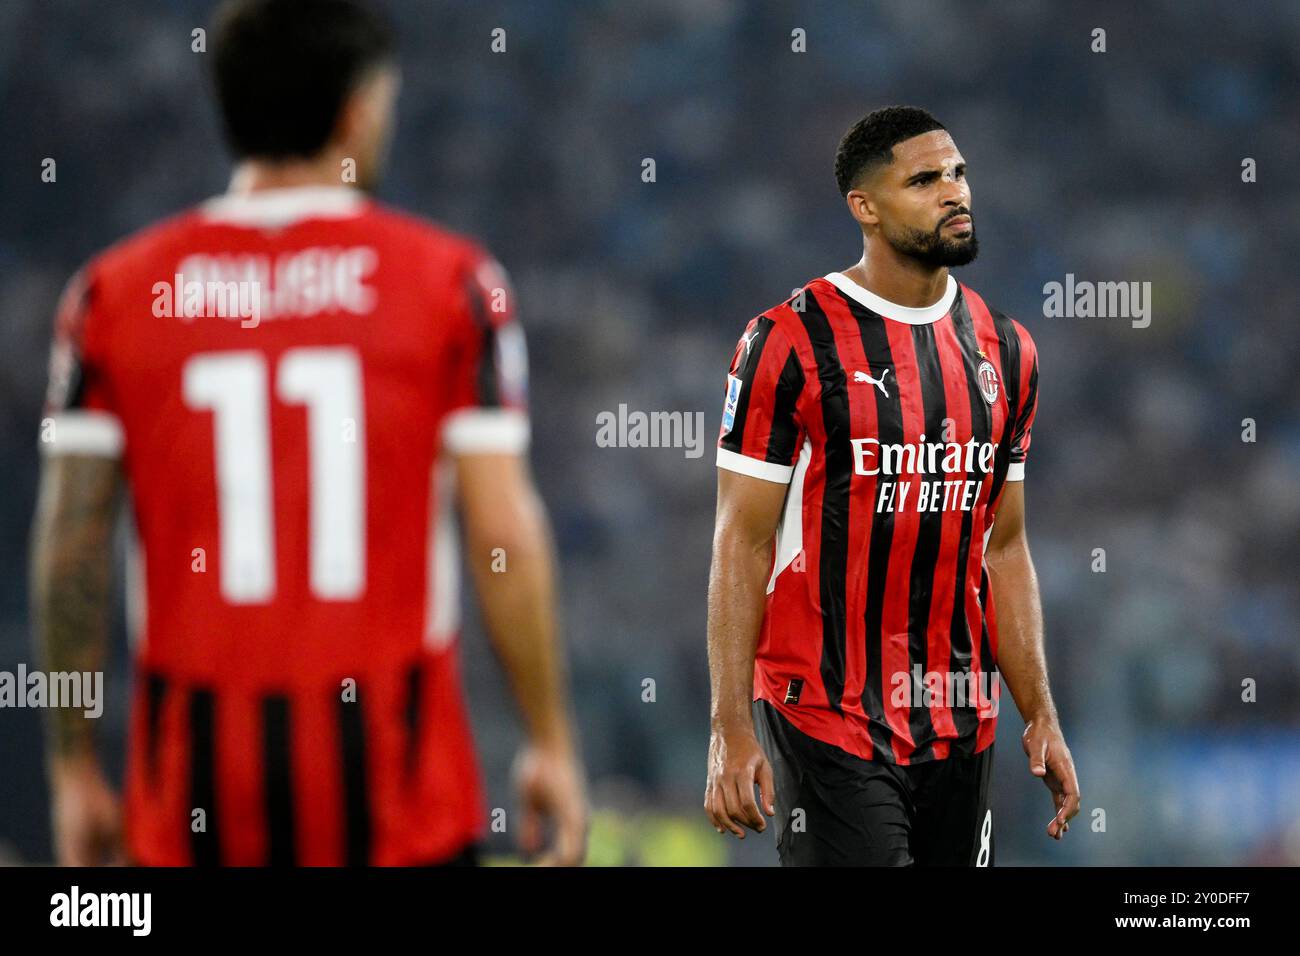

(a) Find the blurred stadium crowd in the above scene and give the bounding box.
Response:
[0,0,1297,865]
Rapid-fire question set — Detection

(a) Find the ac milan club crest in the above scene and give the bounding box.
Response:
[976,357,999,405]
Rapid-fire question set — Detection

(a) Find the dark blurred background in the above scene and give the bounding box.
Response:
[1,0,1298,865]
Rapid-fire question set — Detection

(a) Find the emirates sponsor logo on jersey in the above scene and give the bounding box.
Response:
[157,246,379,327]
[850,434,997,514]
[850,435,996,477]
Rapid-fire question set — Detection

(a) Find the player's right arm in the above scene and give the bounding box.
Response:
[443,249,587,865]
[31,268,127,865]
[704,315,805,838]
[456,450,587,866]
[704,469,785,837]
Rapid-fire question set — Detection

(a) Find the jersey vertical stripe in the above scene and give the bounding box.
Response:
[947,293,995,754]
[802,286,872,749]
[799,293,852,718]
[901,320,948,762]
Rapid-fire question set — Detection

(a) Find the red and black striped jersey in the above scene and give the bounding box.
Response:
[717,271,1039,765]
[41,185,530,864]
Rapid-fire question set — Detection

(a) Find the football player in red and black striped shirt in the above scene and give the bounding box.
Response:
[32,0,586,867]
[705,106,1080,865]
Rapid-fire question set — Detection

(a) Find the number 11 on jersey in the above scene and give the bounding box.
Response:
[183,347,366,604]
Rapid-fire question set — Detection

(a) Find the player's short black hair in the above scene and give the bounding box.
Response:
[834,106,947,196]
[212,0,396,160]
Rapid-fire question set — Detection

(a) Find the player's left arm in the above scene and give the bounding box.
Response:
[986,481,1079,840]
[31,452,125,866]
[985,321,1080,841]
[31,268,128,865]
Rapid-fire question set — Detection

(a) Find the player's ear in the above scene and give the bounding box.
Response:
[332,67,398,157]
[330,87,366,157]
[844,189,879,228]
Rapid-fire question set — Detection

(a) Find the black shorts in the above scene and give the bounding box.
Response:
[753,699,995,866]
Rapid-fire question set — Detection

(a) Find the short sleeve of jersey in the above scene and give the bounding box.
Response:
[41,264,124,458]
[716,316,805,484]
[441,249,530,455]
[1006,320,1039,482]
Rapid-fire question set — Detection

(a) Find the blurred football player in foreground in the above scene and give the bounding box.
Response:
[32,0,586,866]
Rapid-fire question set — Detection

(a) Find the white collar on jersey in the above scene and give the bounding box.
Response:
[199,185,367,228]
[823,271,958,325]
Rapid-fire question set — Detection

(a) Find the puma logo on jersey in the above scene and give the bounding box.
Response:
[853,368,891,397]
[740,328,760,356]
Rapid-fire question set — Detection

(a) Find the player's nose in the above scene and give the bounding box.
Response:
[939,184,966,206]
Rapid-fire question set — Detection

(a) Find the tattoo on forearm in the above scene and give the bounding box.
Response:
[30,457,119,757]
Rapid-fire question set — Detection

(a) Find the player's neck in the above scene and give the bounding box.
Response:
[227,158,353,195]
[844,246,949,310]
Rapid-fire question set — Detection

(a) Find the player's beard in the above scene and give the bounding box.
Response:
[887,214,979,267]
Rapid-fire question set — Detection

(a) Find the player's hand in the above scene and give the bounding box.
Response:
[1022,717,1080,840]
[512,741,588,866]
[704,724,775,838]
[49,754,125,866]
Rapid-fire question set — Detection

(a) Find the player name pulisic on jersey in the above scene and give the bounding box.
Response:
[41,185,528,865]
[717,271,1039,766]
